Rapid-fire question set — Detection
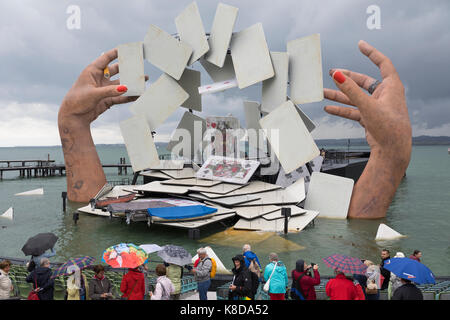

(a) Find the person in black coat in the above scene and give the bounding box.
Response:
[392,278,423,300]
[228,255,253,300]
[26,258,54,300]
[380,249,391,290]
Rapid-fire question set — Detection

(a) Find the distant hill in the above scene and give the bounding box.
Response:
[12,136,447,148]
[316,136,450,146]
[410,135,450,145]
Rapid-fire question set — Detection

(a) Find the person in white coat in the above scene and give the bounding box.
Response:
[0,260,14,300]
[150,264,175,300]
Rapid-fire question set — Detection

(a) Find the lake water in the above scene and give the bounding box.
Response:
[0,145,449,276]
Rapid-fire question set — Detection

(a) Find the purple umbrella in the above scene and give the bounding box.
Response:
[322,254,367,275]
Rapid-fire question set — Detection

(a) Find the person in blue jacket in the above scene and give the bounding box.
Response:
[263,252,289,300]
[242,244,261,269]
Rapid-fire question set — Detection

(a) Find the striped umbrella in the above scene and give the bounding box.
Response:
[51,256,96,278]
[322,254,367,275]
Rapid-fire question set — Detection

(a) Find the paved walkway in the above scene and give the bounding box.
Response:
[181,291,217,300]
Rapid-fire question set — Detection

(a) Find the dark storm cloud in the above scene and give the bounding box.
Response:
[0,0,449,145]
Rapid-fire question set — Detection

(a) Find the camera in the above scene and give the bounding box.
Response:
[306,263,315,276]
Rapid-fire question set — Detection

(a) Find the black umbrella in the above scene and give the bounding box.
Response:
[21,233,58,256]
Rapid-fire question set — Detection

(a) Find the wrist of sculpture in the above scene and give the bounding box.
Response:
[347,143,411,219]
[58,104,107,202]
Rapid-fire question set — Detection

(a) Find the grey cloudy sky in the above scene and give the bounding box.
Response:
[0,0,449,146]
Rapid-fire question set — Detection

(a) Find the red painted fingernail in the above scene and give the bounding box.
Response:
[333,71,346,84]
[117,85,128,93]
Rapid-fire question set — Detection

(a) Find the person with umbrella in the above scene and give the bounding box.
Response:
[102,243,148,300]
[26,258,55,300]
[323,254,367,300]
[392,278,423,300]
[383,257,435,300]
[51,256,95,300]
[22,233,58,272]
[65,264,89,300]
[120,266,146,300]
[157,244,193,300]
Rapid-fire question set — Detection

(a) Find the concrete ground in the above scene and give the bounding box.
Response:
[180,290,217,300]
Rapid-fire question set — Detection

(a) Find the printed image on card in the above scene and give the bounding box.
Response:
[196,156,260,184]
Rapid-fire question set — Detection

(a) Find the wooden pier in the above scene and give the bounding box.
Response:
[0,158,132,180]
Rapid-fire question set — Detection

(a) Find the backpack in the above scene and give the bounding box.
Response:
[249,270,260,299]
[248,258,261,279]
[205,258,217,278]
[290,271,305,300]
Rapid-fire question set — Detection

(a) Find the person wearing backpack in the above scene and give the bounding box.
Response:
[165,262,183,300]
[192,248,212,300]
[263,253,289,300]
[228,255,254,300]
[291,259,321,300]
[242,244,262,270]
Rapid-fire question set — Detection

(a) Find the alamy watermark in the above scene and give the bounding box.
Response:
[66,5,81,30]
[367,5,381,30]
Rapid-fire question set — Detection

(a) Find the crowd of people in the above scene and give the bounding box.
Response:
[0,246,426,301]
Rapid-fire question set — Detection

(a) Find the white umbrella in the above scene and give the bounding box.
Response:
[139,244,163,254]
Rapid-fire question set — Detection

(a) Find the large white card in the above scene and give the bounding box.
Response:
[304,172,354,219]
[129,74,189,131]
[205,3,238,67]
[200,54,236,82]
[118,42,146,97]
[177,68,202,111]
[143,24,192,80]
[230,23,274,89]
[167,111,206,161]
[175,2,210,66]
[119,116,160,172]
[287,33,324,104]
[259,100,320,174]
[261,52,289,113]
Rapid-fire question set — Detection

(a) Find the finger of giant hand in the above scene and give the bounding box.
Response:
[332,70,374,112]
[324,88,354,106]
[358,40,398,80]
[324,105,361,122]
[95,84,128,101]
[96,96,139,116]
[108,63,119,77]
[92,49,118,70]
[109,75,149,86]
[329,68,377,92]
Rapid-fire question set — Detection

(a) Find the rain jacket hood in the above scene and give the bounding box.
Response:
[232,254,247,274]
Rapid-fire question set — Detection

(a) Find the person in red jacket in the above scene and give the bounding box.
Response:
[325,269,359,300]
[120,267,146,300]
[291,259,321,300]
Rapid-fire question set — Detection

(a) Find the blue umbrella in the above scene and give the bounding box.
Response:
[383,258,436,284]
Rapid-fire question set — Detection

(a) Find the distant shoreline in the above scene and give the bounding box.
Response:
[1,135,450,148]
